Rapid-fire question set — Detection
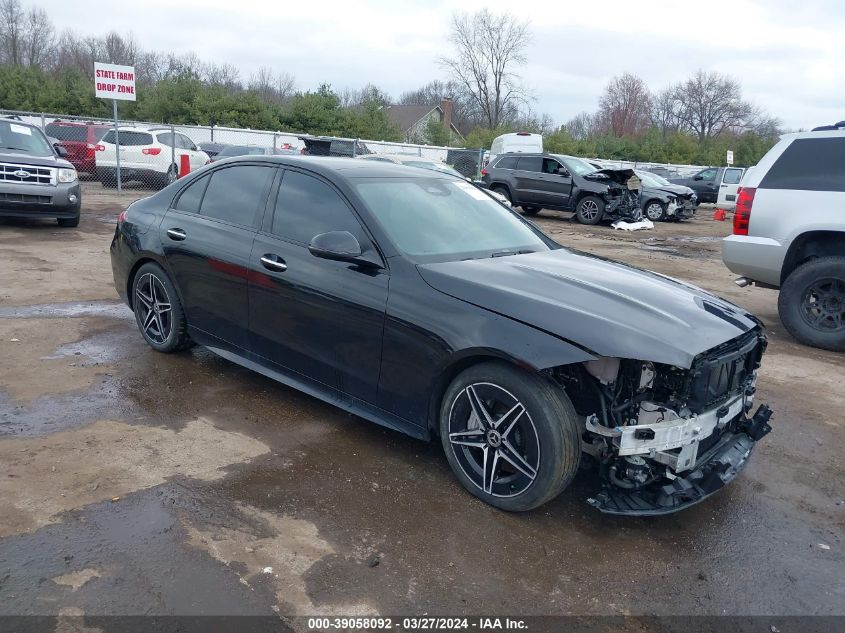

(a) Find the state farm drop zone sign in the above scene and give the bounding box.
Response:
[94,62,137,101]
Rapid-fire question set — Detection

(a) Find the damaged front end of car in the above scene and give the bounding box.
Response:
[585,168,644,222]
[553,328,772,515]
[665,191,699,221]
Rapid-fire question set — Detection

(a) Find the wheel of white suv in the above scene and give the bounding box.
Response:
[778,256,845,352]
[439,362,581,512]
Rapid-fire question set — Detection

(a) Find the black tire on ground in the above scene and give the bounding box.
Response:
[778,256,845,352]
[57,212,80,228]
[491,185,512,204]
[131,262,194,353]
[521,206,541,215]
[575,195,605,225]
[643,200,667,222]
[439,361,581,512]
[100,178,117,189]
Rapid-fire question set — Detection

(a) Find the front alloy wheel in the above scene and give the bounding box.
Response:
[644,201,666,221]
[440,362,581,511]
[448,383,540,497]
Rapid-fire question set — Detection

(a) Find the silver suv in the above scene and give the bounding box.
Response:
[0,118,81,226]
[722,126,845,351]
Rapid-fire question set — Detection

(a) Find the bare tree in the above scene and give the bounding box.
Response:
[673,70,756,142]
[439,9,531,129]
[563,111,596,141]
[22,5,54,66]
[399,79,474,132]
[248,66,295,104]
[204,62,241,91]
[0,0,25,65]
[597,73,652,136]
[340,83,391,108]
[650,87,680,137]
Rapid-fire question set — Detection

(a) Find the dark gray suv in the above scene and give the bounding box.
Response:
[0,118,81,227]
[481,153,642,224]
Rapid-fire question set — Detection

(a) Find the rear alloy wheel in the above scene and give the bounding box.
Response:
[132,262,193,353]
[165,164,178,186]
[440,362,580,511]
[779,257,845,351]
[521,205,541,215]
[575,195,605,225]
[644,200,666,221]
[492,186,512,204]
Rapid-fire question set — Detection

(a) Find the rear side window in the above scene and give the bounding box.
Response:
[723,168,743,184]
[494,156,518,169]
[200,165,274,225]
[101,131,153,146]
[272,171,362,244]
[45,124,86,141]
[174,174,209,213]
[516,156,542,172]
[760,137,845,192]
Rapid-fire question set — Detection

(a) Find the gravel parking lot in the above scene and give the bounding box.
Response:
[0,183,843,626]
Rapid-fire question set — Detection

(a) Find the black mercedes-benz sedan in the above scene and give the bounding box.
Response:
[110,156,773,516]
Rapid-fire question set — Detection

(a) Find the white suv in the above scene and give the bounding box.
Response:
[95,127,209,189]
[722,125,845,351]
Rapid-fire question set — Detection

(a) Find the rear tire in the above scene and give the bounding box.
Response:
[575,195,605,225]
[439,362,581,512]
[521,205,541,215]
[131,262,194,353]
[778,257,845,351]
[492,185,512,205]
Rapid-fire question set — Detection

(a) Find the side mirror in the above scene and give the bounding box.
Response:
[54,144,68,157]
[556,167,569,177]
[693,174,703,181]
[308,231,382,268]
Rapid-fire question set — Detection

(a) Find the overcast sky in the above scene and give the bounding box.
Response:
[43,0,843,130]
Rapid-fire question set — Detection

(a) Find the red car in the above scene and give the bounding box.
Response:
[44,121,110,175]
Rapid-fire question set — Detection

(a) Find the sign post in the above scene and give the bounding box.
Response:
[94,62,137,193]
[726,150,734,166]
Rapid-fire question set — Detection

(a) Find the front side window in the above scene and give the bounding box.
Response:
[516,156,543,172]
[272,171,363,244]
[760,138,845,192]
[542,158,563,174]
[354,177,550,260]
[698,168,717,180]
[199,165,274,225]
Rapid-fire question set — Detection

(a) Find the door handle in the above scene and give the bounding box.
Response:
[260,255,287,272]
[166,228,187,241]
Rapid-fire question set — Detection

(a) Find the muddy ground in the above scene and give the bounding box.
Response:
[0,184,843,629]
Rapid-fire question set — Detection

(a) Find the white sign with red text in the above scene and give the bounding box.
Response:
[94,62,136,101]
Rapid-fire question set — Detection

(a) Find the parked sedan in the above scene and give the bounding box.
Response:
[110,156,773,515]
[636,170,698,221]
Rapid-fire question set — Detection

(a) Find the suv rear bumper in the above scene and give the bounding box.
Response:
[722,234,785,287]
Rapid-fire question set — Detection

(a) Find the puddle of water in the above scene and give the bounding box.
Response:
[0,302,132,320]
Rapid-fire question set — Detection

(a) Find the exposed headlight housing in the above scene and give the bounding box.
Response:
[58,168,78,183]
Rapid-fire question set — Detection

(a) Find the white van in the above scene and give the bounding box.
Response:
[488,132,543,164]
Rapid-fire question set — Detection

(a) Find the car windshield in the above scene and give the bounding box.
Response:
[556,155,597,176]
[219,145,266,156]
[638,170,671,186]
[0,120,53,156]
[404,160,464,178]
[354,177,551,261]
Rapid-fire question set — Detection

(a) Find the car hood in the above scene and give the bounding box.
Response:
[417,249,759,368]
[0,150,72,169]
[652,183,696,197]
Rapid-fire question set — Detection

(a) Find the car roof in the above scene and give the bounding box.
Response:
[359,153,437,164]
[212,155,452,180]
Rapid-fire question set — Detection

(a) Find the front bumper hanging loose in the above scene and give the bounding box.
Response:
[588,405,773,516]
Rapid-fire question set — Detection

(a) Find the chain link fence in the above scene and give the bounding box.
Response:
[1,108,491,193]
[2,108,707,194]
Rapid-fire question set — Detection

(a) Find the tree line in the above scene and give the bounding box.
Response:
[0,0,782,164]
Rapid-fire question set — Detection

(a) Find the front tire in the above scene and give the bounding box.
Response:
[778,257,845,351]
[521,205,541,215]
[575,195,605,225]
[57,212,80,228]
[131,262,193,353]
[643,200,666,222]
[439,362,581,512]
